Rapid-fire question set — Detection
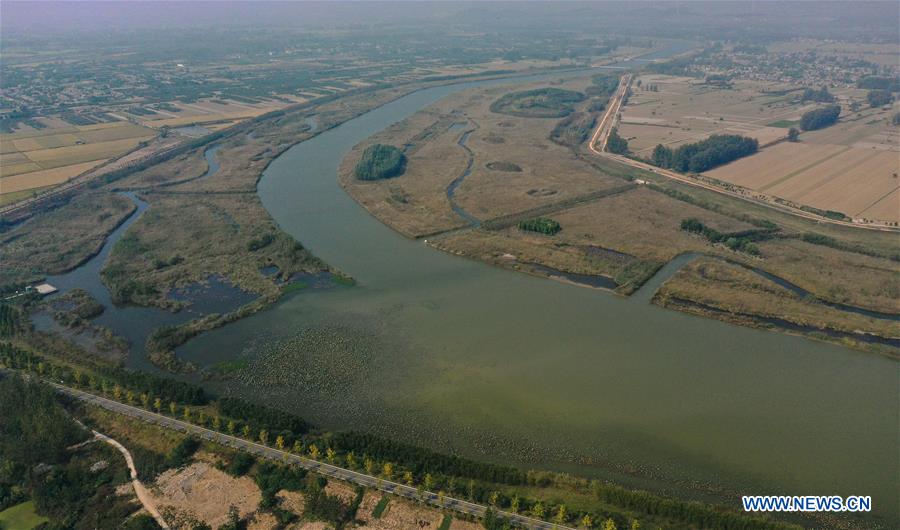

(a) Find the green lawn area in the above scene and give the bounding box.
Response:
[0,501,49,530]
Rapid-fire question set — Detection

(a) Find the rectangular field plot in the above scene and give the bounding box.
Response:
[23,137,145,170]
[708,143,900,222]
[620,76,811,155]
[0,160,107,194]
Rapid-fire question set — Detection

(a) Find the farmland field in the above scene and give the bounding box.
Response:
[619,74,900,223]
[618,76,812,155]
[0,120,155,196]
[707,143,900,222]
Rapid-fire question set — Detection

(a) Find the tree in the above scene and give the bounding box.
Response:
[555,504,567,524]
[258,429,269,445]
[293,440,303,454]
[382,462,393,479]
[424,473,434,491]
[212,416,221,431]
[275,435,285,450]
[489,491,499,506]
[483,507,503,530]
[630,519,641,530]
[403,470,414,486]
[801,86,834,103]
[153,397,162,413]
[308,443,320,460]
[606,127,628,154]
[354,144,407,180]
[326,447,336,463]
[581,514,593,528]
[169,401,177,415]
[242,425,251,439]
[603,518,617,530]
[113,385,123,401]
[867,89,894,108]
[510,496,520,514]
[140,393,150,409]
[197,411,206,426]
[227,420,236,435]
[787,127,799,142]
[364,457,375,475]
[651,144,673,167]
[220,505,242,530]
[183,406,191,422]
[345,451,356,469]
[800,105,840,131]
[532,502,545,519]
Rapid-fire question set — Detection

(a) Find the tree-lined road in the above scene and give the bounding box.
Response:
[51,382,573,530]
[588,73,632,154]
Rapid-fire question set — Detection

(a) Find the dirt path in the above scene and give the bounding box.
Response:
[93,430,171,529]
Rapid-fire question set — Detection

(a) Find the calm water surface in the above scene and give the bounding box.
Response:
[176,51,899,522]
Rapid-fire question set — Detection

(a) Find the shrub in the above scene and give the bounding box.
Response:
[518,218,561,235]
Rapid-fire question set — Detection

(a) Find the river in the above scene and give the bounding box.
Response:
[39,44,899,522]
[177,50,898,521]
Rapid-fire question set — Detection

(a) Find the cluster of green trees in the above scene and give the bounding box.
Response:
[550,112,595,147]
[606,128,629,154]
[799,105,840,131]
[218,396,311,435]
[354,144,407,181]
[0,375,150,529]
[0,304,19,336]
[680,218,765,255]
[130,437,201,481]
[651,134,758,173]
[800,86,834,102]
[332,432,525,485]
[866,89,894,107]
[857,76,900,91]
[518,217,561,235]
[0,341,208,405]
[586,74,620,98]
[490,88,585,118]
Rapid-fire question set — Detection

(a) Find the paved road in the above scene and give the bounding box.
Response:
[52,383,572,530]
[587,76,898,233]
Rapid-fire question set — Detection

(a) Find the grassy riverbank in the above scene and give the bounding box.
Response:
[337,76,899,355]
